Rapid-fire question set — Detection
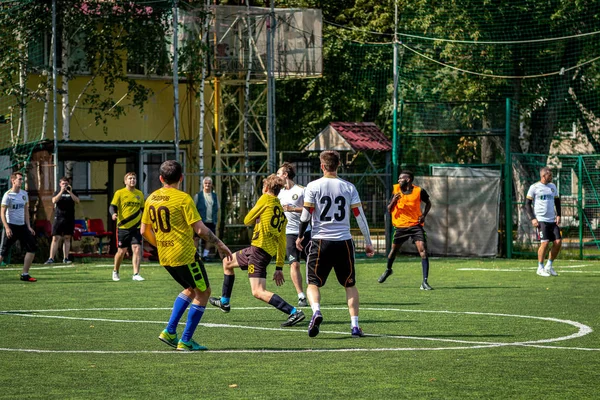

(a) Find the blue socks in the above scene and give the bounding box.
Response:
[166,293,192,334]
[181,304,205,342]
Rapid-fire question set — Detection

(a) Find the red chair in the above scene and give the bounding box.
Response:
[87,218,113,254]
[34,219,52,237]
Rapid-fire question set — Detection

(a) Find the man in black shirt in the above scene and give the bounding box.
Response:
[45,177,80,264]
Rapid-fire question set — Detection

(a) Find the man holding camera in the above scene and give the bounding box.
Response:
[45,176,80,264]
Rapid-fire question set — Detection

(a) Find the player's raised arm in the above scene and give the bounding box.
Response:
[243,195,268,226]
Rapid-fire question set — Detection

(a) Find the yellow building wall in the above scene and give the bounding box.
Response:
[23,74,217,228]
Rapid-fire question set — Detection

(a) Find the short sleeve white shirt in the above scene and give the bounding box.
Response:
[278,184,311,235]
[526,181,559,223]
[1,189,28,225]
[304,176,361,241]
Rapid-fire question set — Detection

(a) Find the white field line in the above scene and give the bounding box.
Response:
[0,307,597,353]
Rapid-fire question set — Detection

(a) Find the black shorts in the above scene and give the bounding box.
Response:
[393,225,427,246]
[305,238,356,288]
[0,223,37,257]
[118,227,142,248]
[164,258,210,291]
[286,231,311,264]
[235,246,273,279]
[52,218,75,236]
[537,222,561,242]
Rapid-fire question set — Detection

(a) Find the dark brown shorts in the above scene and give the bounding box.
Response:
[236,246,273,279]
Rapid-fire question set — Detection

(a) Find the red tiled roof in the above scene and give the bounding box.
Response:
[329,122,392,151]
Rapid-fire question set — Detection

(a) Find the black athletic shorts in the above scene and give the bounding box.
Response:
[393,225,427,246]
[0,223,36,257]
[286,231,311,264]
[537,222,561,242]
[305,238,356,288]
[235,246,273,279]
[52,217,75,236]
[118,227,142,248]
[164,258,210,291]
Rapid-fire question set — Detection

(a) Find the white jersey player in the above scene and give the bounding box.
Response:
[277,162,310,306]
[296,150,374,338]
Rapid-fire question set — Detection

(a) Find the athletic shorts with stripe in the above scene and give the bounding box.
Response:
[235,245,273,279]
[305,238,356,288]
[117,227,142,248]
[537,221,561,242]
[0,224,37,257]
[286,231,311,264]
[164,257,210,291]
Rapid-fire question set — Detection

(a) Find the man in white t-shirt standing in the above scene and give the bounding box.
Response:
[525,166,562,277]
[296,150,374,338]
[0,172,37,281]
[277,162,310,307]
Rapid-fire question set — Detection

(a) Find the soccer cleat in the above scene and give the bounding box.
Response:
[20,274,37,282]
[378,268,393,283]
[209,297,231,313]
[132,274,145,281]
[281,310,306,327]
[63,259,72,264]
[536,266,550,277]
[176,339,207,351]
[420,281,434,290]
[112,271,120,281]
[545,265,558,276]
[298,297,308,307]
[351,327,365,338]
[44,258,55,264]
[308,311,323,338]
[158,329,178,348]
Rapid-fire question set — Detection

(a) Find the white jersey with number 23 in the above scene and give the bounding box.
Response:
[304,176,362,241]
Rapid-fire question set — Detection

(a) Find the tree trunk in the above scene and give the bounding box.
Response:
[61,31,70,141]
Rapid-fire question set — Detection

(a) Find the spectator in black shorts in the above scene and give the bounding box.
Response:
[45,176,80,264]
[0,172,37,281]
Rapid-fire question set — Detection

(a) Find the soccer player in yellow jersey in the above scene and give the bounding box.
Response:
[377,170,433,290]
[208,174,306,328]
[141,160,232,351]
[110,172,145,281]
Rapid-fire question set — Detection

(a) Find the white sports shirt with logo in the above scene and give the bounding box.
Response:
[1,189,29,225]
[278,184,311,235]
[526,181,559,223]
[304,176,362,241]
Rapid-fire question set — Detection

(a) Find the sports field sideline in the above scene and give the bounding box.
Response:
[1,257,599,399]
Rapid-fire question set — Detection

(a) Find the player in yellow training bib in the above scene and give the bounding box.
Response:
[208,174,306,328]
[109,172,145,281]
[141,160,232,351]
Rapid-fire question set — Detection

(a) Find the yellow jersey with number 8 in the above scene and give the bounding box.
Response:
[244,193,287,267]
[142,187,201,267]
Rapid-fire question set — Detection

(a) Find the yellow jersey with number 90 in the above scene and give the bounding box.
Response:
[142,187,201,267]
